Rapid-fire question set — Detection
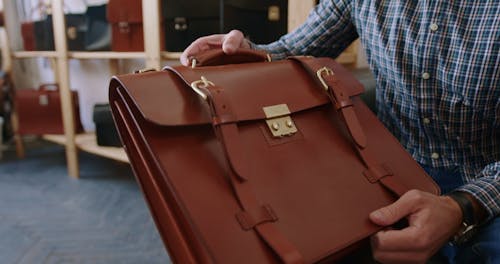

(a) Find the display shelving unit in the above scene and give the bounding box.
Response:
[2,0,357,178]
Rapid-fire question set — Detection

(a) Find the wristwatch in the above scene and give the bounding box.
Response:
[446,191,478,245]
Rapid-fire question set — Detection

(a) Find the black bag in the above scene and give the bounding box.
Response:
[0,71,14,143]
[19,1,45,51]
[84,4,111,51]
[223,0,288,44]
[65,14,87,51]
[35,14,87,51]
[163,0,221,52]
[93,104,121,147]
[34,17,54,50]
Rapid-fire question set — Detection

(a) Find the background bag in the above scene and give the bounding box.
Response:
[84,4,111,51]
[19,1,47,51]
[107,0,144,51]
[64,14,87,51]
[15,84,83,135]
[33,17,54,51]
[163,0,221,52]
[0,71,14,143]
[223,0,288,44]
[36,14,87,51]
[21,22,36,51]
[92,103,121,147]
[108,50,440,263]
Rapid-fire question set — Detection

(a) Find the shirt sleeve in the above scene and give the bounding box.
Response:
[253,0,358,60]
[456,162,500,222]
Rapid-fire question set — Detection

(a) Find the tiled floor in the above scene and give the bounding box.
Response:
[0,139,171,264]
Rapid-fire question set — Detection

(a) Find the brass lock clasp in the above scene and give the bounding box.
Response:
[263,104,297,138]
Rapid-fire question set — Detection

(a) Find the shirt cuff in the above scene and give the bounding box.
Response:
[456,163,500,222]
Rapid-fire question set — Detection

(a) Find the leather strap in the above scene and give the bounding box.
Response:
[236,204,278,230]
[291,57,409,197]
[199,84,305,264]
[165,66,304,263]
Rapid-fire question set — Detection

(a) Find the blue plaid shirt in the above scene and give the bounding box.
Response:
[256,0,499,220]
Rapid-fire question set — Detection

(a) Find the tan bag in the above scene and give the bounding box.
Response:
[109,49,440,263]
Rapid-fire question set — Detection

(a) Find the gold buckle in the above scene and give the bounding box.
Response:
[191,58,198,68]
[39,94,49,106]
[67,27,77,40]
[266,54,272,62]
[134,68,156,74]
[190,76,213,100]
[263,104,297,137]
[268,6,280,21]
[118,22,130,34]
[316,67,334,91]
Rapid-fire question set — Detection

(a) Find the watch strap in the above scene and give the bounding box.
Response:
[447,191,476,225]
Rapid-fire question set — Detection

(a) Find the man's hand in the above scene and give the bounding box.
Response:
[180,30,251,66]
[369,190,463,264]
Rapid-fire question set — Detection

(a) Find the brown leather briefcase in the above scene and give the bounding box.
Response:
[109,49,440,263]
[15,84,83,135]
[107,0,144,51]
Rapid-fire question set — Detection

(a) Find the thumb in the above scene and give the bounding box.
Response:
[370,192,415,226]
[222,30,247,54]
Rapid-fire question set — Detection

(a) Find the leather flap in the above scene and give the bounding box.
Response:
[107,0,142,23]
[110,57,364,127]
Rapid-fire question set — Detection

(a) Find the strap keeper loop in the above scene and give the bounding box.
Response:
[363,164,393,183]
[236,204,279,231]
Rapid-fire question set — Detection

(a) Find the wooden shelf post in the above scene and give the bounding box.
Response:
[52,0,79,178]
[143,0,162,70]
[1,0,25,158]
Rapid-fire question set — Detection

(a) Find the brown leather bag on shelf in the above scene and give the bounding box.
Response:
[15,84,83,135]
[21,22,36,51]
[107,0,144,51]
[19,1,51,51]
[108,49,440,263]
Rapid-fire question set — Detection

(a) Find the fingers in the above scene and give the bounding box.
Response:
[180,30,250,66]
[369,190,422,226]
[369,190,448,263]
[222,30,249,54]
[371,248,429,264]
[371,228,439,264]
[371,226,420,251]
[180,34,225,66]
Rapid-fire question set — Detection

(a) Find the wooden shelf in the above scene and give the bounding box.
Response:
[69,51,146,59]
[161,51,182,60]
[69,51,182,60]
[13,51,58,58]
[43,133,129,163]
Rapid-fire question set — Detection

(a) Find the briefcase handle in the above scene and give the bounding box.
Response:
[38,83,59,91]
[189,48,271,68]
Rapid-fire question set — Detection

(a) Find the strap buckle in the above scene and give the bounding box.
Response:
[190,76,213,100]
[316,67,334,91]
